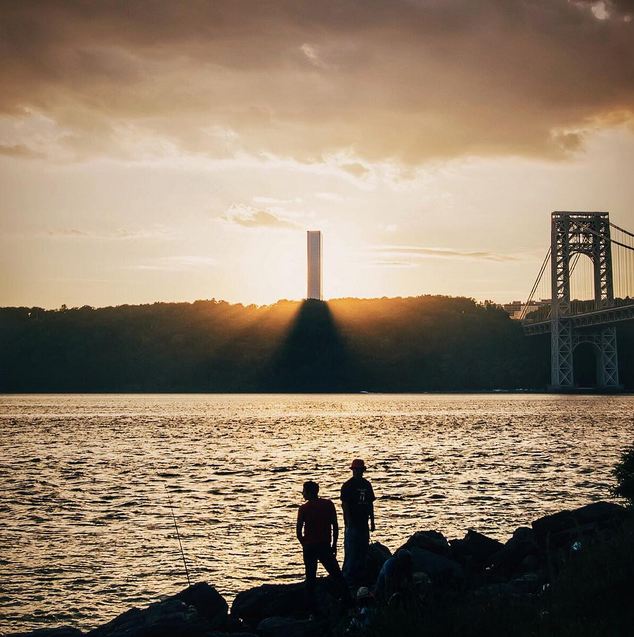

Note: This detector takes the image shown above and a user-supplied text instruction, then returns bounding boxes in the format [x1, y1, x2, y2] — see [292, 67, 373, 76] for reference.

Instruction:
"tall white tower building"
[307, 230, 322, 300]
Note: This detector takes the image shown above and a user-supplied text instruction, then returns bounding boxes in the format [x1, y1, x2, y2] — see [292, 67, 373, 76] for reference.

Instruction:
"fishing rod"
[165, 485, 192, 587]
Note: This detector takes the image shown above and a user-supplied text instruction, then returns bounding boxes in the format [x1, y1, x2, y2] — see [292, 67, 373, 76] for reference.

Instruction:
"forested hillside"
[1, 296, 633, 392]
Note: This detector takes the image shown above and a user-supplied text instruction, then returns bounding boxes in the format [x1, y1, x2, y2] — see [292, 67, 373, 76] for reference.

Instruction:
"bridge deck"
[523, 303, 634, 335]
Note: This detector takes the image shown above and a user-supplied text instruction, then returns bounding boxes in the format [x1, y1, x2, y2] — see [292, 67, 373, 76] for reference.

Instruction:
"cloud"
[1, 1, 633, 164]
[300, 43, 328, 69]
[340, 162, 369, 178]
[0, 143, 43, 158]
[46, 226, 173, 240]
[371, 245, 519, 262]
[367, 259, 418, 269]
[314, 192, 345, 202]
[574, 1, 634, 19]
[222, 204, 299, 229]
[131, 255, 217, 271]
[252, 196, 302, 205]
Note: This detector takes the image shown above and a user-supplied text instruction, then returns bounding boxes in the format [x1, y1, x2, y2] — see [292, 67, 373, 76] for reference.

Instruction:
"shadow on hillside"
[265, 299, 350, 392]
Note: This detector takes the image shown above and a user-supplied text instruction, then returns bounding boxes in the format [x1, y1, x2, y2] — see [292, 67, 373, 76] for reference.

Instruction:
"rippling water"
[1, 393, 633, 632]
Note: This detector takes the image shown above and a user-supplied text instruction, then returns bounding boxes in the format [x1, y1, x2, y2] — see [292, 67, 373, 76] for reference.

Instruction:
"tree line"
[1, 296, 633, 392]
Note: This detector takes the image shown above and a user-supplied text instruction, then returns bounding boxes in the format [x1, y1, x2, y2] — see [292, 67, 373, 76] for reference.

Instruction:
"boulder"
[406, 547, 463, 586]
[572, 501, 626, 526]
[231, 579, 345, 628]
[491, 526, 540, 576]
[531, 510, 577, 545]
[399, 530, 450, 557]
[474, 571, 542, 600]
[508, 572, 542, 595]
[532, 501, 626, 548]
[257, 617, 324, 637]
[450, 530, 504, 569]
[8, 629, 83, 637]
[364, 541, 392, 584]
[86, 598, 211, 637]
[221, 614, 250, 634]
[231, 583, 305, 626]
[86, 583, 228, 637]
[173, 582, 228, 629]
[472, 582, 515, 599]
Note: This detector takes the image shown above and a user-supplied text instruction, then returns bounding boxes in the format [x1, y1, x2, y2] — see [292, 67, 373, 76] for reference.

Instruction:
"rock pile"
[8, 501, 627, 637]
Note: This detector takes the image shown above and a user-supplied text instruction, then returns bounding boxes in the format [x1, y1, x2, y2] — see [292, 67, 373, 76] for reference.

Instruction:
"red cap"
[350, 459, 366, 470]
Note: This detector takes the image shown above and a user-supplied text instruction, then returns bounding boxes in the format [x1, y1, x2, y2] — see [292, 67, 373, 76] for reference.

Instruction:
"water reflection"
[0, 393, 633, 632]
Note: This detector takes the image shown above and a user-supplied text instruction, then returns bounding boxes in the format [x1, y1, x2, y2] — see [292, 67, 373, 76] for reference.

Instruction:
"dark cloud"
[1, 1, 633, 163]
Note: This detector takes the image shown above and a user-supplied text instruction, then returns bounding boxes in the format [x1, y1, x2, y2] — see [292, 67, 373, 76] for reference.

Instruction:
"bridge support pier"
[550, 318, 573, 388]
[549, 212, 621, 391]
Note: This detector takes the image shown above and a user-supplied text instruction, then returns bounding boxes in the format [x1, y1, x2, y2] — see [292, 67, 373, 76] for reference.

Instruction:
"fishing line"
[165, 485, 192, 587]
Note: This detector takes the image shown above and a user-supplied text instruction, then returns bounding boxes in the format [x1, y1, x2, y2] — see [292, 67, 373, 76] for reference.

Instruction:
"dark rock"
[231, 579, 345, 628]
[405, 547, 463, 586]
[209, 633, 257, 637]
[364, 541, 392, 583]
[8, 629, 83, 637]
[573, 501, 626, 526]
[531, 510, 577, 545]
[472, 582, 515, 599]
[473, 572, 541, 599]
[491, 526, 540, 576]
[450, 530, 504, 569]
[508, 572, 542, 595]
[174, 582, 228, 629]
[231, 582, 305, 626]
[399, 530, 451, 557]
[221, 613, 249, 633]
[86, 596, 213, 637]
[532, 501, 626, 548]
[257, 616, 324, 637]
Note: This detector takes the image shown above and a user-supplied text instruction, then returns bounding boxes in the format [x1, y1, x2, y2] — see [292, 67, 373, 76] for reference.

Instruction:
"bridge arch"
[572, 339, 600, 388]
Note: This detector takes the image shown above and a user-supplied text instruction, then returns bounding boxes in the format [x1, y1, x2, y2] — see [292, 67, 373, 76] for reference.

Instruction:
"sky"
[1, 0, 634, 308]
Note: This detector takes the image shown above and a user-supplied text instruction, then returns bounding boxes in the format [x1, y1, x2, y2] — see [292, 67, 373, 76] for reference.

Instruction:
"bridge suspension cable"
[610, 223, 634, 300]
[520, 218, 634, 322]
[519, 248, 550, 320]
[610, 222, 634, 239]
[579, 222, 634, 302]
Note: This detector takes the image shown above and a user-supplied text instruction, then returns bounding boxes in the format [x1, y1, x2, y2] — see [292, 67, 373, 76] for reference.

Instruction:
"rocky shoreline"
[7, 500, 630, 637]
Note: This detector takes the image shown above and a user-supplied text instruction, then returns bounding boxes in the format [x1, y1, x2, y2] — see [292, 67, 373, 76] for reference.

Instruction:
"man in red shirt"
[296, 480, 351, 611]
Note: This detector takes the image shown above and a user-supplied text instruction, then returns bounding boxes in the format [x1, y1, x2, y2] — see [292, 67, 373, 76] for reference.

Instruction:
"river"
[1, 393, 632, 632]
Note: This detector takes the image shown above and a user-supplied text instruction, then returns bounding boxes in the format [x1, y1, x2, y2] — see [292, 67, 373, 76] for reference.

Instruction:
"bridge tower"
[550, 211, 619, 390]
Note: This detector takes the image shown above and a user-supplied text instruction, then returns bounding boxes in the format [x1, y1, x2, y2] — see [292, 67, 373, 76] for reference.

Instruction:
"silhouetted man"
[340, 458, 376, 585]
[296, 480, 351, 613]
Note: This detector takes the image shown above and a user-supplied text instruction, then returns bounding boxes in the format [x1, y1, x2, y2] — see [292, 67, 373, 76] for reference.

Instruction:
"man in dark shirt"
[340, 458, 376, 586]
[296, 480, 350, 612]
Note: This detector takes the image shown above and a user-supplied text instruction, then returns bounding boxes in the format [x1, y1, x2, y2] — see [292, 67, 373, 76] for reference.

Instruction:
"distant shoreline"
[2, 390, 634, 396]
[3, 297, 633, 392]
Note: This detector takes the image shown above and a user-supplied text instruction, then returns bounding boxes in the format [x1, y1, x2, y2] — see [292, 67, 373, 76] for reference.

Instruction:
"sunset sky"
[1, 0, 633, 308]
